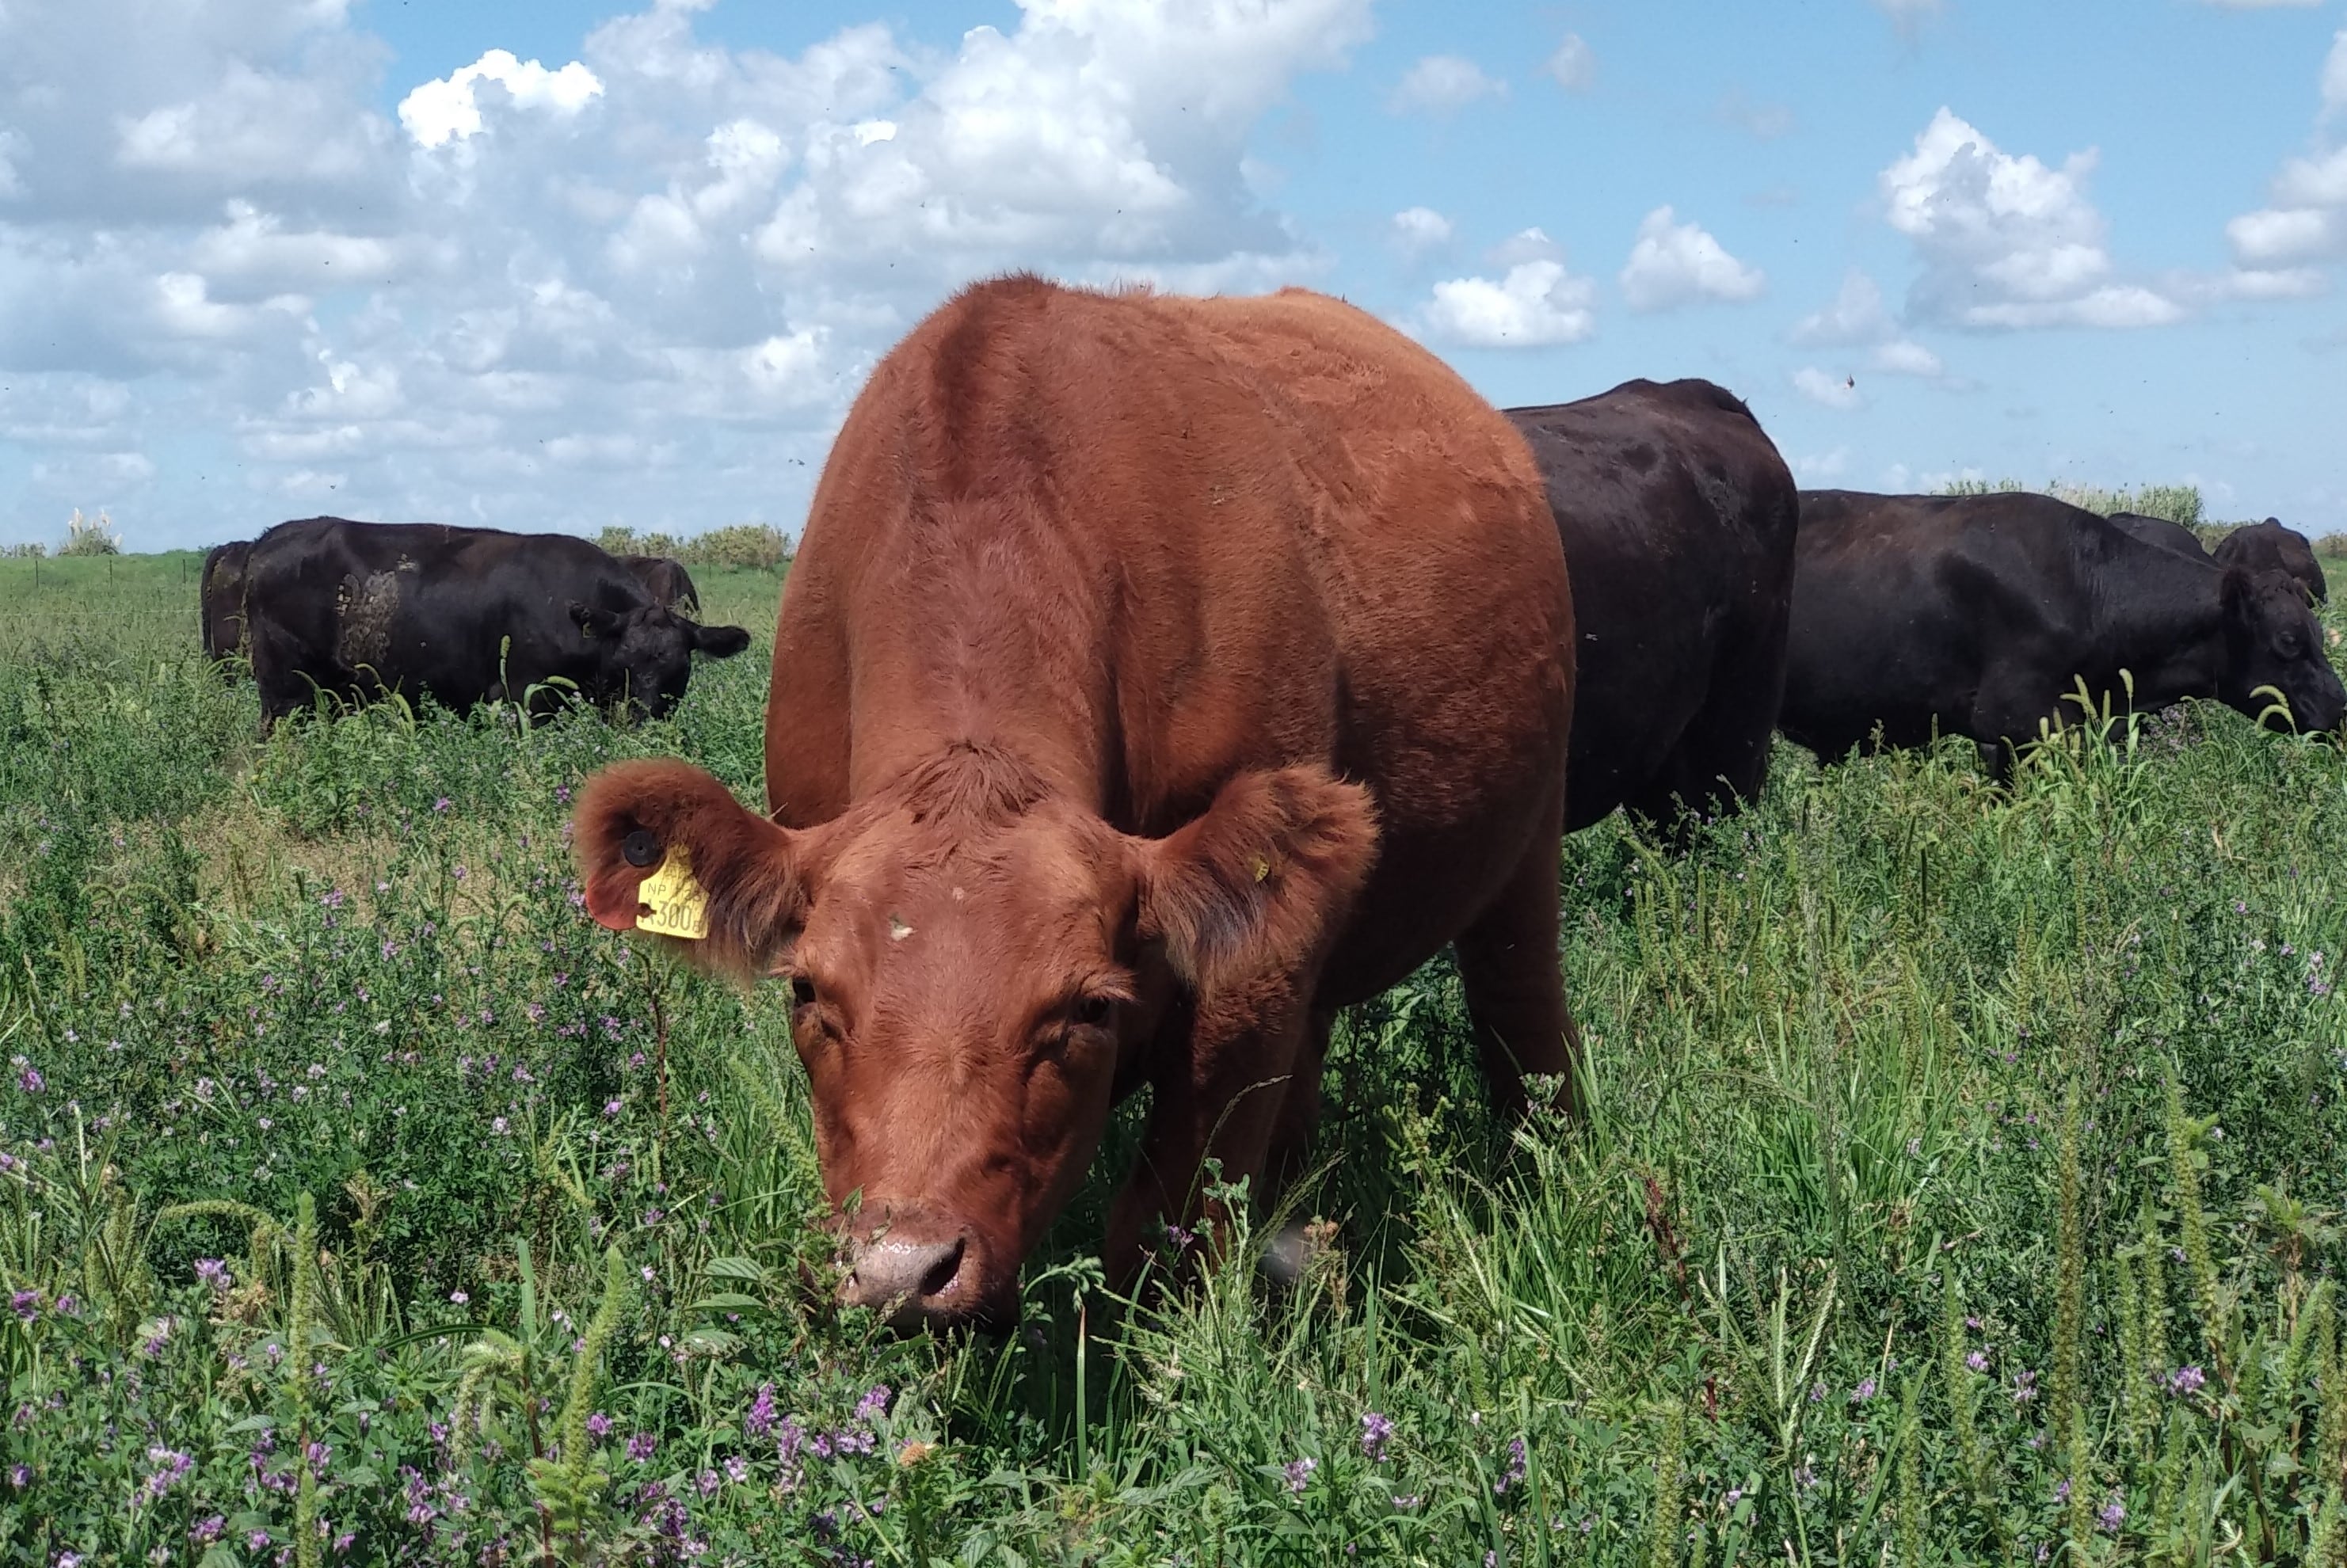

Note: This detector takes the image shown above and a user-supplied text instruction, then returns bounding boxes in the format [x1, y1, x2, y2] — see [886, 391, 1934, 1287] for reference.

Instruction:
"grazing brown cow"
[574, 276, 1576, 1332]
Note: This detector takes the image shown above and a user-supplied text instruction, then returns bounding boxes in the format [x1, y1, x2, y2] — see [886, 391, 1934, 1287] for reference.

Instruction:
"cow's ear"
[691, 622, 753, 659]
[573, 760, 817, 982]
[1133, 766, 1378, 999]
[2219, 567, 2252, 622]
[571, 601, 627, 640]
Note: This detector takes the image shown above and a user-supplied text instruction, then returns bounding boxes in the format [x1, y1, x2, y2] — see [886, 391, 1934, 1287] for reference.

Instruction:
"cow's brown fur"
[574, 276, 1576, 1330]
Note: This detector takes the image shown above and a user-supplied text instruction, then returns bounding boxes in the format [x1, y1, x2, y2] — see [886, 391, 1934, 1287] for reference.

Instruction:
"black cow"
[621, 554, 700, 613]
[2107, 511, 2209, 561]
[1504, 379, 1800, 834]
[1783, 490, 2345, 777]
[241, 517, 751, 729]
[2215, 518, 2326, 604]
[198, 539, 253, 677]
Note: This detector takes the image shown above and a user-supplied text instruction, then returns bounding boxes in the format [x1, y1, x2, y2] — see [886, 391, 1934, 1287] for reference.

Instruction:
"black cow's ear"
[692, 623, 752, 659]
[571, 601, 627, 640]
[2219, 568, 2250, 621]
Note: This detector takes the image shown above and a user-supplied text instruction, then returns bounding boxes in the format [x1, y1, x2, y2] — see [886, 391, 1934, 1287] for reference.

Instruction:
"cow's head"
[2219, 567, 2346, 734]
[573, 752, 1377, 1332]
[569, 603, 752, 718]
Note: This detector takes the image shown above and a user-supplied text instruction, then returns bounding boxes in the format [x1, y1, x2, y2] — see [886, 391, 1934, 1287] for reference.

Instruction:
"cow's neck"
[2094, 548, 2224, 710]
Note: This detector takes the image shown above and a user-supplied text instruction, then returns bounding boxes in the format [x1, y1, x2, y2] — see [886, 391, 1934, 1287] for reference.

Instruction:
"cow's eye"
[790, 975, 817, 1010]
[1072, 994, 1115, 1029]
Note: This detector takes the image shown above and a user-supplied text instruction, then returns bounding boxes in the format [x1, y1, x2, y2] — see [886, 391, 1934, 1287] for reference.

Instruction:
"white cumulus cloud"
[1788, 268, 1952, 381]
[0, 0, 1376, 546]
[1389, 206, 1454, 257]
[1792, 366, 1861, 409]
[1618, 206, 1765, 312]
[2226, 31, 2347, 278]
[398, 50, 607, 150]
[1878, 107, 2182, 330]
[1389, 55, 1505, 116]
[1543, 35, 1595, 93]
[1412, 229, 1595, 347]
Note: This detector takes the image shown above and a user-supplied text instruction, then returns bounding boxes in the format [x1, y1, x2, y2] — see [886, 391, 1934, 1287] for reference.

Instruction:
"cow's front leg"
[1105, 972, 1313, 1296]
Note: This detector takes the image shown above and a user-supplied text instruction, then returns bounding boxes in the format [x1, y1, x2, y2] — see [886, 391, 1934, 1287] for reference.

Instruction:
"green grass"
[2, 559, 2347, 1566]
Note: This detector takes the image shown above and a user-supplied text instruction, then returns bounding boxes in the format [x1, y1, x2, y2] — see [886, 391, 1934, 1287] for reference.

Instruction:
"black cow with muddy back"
[239, 517, 751, 730]
[1505, 378, 1800, 839]
[1781, 489, 2345, 778]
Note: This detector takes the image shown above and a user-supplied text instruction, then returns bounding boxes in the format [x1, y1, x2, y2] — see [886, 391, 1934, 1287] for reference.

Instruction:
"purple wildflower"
[2099, 1497, 2125, 1531]
[627, 1433, 657, 1463]
[190, 1517, 225, 1544]
[1360, 1410, 1394, 1462]
[855, 1384, 893, 1423]
[2168, 1365, 2205, 1396]
[10, 1290, 37, 1323]
[1494, 1436, 1529, 1495]
[8, 1463, 28, 1488]
[17, 1068, 42, 1094]
[588, 1411, 612, 1440]
[745, 1383, 777, 1441]
[1966, 1350, 1989, 1372]
[195, 1258, 231, 1292]
[1850, 1378, 1877, 1402]
[1283, 1456, 1316, 1493]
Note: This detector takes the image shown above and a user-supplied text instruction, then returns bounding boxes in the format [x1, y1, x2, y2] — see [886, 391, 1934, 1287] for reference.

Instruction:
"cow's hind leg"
[1454, 812, 1582, 1122]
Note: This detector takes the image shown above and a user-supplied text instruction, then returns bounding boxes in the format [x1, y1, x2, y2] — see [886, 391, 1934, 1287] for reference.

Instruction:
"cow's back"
[765, 278, 1573, 1007]
[1507, 379, 1799, 830]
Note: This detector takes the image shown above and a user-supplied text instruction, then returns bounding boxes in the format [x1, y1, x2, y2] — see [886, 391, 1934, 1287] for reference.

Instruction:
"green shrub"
[595, 523, 791, 572]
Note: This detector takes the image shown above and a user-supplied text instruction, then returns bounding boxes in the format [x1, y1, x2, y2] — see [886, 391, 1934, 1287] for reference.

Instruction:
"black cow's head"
[2219, 568, 2346, 735]
[570, 602, 752, 719]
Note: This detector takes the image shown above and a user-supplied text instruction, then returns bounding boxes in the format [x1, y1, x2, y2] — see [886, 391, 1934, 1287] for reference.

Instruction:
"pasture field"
[2, 557, 2346, 1568]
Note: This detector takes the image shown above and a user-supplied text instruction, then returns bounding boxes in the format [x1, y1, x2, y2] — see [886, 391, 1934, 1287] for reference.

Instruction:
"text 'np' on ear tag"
[636, 847, 709, 940]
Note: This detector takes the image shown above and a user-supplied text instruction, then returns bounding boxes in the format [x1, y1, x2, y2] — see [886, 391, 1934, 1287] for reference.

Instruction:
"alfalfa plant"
[449, 1236, 638, 1563]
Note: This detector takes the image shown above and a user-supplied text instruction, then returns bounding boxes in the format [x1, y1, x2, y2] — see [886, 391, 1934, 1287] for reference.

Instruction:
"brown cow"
[573, 276, 1576, 1332]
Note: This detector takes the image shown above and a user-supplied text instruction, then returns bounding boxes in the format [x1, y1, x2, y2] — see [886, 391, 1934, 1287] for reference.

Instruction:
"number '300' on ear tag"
[636, 849, 709, 940]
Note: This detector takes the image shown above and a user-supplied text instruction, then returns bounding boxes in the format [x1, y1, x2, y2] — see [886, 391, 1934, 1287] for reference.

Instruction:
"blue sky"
[2, 0, 2343, 551]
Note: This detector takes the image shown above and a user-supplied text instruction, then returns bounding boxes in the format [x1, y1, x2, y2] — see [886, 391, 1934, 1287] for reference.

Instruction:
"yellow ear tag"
[636, 848, 709, 940]
[1252, 854, 1271, 883]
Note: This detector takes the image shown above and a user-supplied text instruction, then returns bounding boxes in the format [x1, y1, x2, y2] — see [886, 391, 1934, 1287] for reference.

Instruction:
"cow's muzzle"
[840, 1224, 1008, 1335]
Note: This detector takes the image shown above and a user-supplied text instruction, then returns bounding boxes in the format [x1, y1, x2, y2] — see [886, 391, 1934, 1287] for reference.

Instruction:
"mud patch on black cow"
[335, 568, 406, 676]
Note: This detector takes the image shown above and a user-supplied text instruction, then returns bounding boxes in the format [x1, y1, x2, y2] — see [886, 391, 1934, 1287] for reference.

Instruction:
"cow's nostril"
[918, 1237, 966, 1301]
[843, 1233, 973, 1330]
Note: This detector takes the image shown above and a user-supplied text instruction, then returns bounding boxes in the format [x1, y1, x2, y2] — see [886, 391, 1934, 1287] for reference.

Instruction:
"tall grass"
[0, 564, 2341, 1562]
